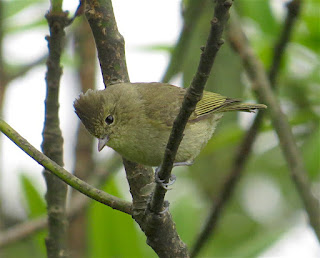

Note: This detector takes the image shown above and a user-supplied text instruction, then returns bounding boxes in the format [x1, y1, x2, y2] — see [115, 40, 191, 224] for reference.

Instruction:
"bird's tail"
[216, 100, 267, 113]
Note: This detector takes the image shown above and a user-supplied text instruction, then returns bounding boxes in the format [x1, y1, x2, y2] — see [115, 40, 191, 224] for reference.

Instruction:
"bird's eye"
[105, 115, 114, 125]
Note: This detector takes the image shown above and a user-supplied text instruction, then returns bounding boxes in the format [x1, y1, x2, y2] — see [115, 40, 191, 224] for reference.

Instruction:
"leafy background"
[0, 0, 319, 257]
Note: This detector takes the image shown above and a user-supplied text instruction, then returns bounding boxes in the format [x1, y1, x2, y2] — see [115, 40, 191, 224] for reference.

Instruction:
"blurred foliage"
[0, 0, 319, 257]
[20, 174, 47, 257]
[87, 177, 153, 258]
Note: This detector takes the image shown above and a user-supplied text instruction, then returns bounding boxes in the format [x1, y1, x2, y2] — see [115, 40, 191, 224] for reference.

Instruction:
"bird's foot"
[158, 200, 170, 214]
[155, 167, 176, 190]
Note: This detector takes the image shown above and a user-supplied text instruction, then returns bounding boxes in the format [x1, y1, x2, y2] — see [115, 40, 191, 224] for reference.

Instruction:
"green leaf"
[302, 127, 320, 178]
[295, 0, 320, 52]
[3, 0, 45, 20]
[20, 174, 46, 218]
[236, 0, 278, 35]
[19, 174, 47, 257]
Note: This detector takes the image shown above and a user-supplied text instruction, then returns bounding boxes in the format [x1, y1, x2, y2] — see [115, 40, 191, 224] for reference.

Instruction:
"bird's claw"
[158, 200, 170, 215]
[155, 168, 176, 190]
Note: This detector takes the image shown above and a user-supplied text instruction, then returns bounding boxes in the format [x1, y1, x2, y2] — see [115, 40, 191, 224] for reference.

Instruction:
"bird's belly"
[109, 129, 167, 166]
[110, 114, 222, 166]
[176, 115, 221, 163]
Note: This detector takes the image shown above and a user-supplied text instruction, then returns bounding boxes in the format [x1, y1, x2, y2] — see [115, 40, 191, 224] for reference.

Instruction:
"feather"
[194, 91, 266, 118]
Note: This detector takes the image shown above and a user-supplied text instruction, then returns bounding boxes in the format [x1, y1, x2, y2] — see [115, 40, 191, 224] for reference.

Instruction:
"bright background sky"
[1, 0, 319, 257]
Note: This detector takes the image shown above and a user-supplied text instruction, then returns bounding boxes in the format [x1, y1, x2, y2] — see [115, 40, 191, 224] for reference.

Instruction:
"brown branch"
[42, 9, 70, 257]
[228, 5, 320, 241]
[150, 0, 233, 214]
[190, 1, 303, 256]
[85, 0, 129, 86]
[123, 159, 189, 258]
[84, 0, 189, 256]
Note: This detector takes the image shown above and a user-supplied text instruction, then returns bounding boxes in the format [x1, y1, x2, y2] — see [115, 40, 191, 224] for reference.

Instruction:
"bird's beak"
[98, 136, 109, 152]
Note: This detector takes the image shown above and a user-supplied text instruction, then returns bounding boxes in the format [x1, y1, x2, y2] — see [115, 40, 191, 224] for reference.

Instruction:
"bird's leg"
[155, 166, 176, 190]
[155, 160, 193, 190]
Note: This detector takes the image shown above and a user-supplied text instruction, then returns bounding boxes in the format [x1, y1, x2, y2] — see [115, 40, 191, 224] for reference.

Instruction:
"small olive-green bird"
[74, 82, 266, 166]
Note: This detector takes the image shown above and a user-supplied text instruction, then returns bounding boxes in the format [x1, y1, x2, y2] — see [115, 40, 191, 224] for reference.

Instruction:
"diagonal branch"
[227, 7, 320, 241]
[190, 1, 303, 256]
[0, 118, 132, 215]
[150, 0, 234, 214]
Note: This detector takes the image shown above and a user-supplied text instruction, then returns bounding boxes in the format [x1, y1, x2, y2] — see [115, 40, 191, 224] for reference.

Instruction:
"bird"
[74, 82, 266, 167]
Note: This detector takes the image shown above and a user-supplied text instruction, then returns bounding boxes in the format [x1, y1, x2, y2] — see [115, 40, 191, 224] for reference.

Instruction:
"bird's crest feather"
[73, 89, 106, 138]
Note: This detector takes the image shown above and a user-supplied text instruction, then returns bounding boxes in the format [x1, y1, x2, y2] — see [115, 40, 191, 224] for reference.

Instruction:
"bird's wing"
[135, 82, 185, 127]
[193, 91, 239, 118]
[193, 91, 266, 119]
[136, 83, 235, 126]
[136, 83, 264, 126]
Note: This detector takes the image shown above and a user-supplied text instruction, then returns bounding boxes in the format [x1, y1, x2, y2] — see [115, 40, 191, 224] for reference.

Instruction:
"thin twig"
[228, 7, 320, 241]
[0, 119, 132, 215]
[150, 0, 234, 214]
[190, 1, 303, 256]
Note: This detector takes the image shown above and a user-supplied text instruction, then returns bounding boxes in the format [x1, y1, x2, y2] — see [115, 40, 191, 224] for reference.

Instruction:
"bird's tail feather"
[216, 102, 267, 113]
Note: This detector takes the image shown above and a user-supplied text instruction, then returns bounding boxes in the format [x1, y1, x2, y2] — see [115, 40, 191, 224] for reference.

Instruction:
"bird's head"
[74, 89, 118, 151]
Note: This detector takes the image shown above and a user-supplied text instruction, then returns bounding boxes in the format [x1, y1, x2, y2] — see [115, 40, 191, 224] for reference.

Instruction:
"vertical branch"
[84, 0, 155, 210]
[85, 0, 129, 86]
[42, 4, 69, 257]
[190, 1, 304, 256]
[84, 0, 189, 256]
